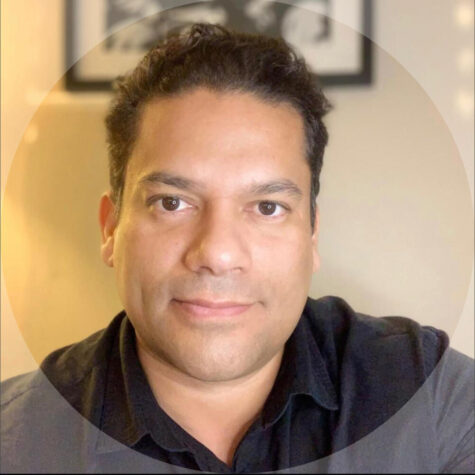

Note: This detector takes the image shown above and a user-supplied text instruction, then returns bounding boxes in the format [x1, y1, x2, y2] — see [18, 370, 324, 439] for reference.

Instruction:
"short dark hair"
[105, 23, 331, 230]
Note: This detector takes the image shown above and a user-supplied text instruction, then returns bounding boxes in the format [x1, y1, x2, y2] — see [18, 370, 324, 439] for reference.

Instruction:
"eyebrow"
[138, 171, 303, 199]
[246, 179, 303, 199]
[138, 172, 204, 192]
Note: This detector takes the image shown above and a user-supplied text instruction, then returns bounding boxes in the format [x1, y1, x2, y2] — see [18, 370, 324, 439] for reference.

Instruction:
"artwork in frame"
[65, 0, 372, 91]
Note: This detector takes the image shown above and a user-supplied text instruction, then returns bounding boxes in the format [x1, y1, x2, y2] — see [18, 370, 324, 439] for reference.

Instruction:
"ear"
[311, 203, 320, 273]
[99, 192, 118, 267]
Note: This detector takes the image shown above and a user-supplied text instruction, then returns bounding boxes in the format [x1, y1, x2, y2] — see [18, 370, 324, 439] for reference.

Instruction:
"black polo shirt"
[1, 296, 474, 473]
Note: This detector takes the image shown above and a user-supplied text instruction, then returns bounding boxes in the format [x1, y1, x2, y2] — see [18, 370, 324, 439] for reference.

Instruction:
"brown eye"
[161, 197, 181, 211]
[258, 201, 277, 215]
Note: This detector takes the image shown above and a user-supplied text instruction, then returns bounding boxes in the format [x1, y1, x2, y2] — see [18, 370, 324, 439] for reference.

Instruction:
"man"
[1, 23, 473, 473]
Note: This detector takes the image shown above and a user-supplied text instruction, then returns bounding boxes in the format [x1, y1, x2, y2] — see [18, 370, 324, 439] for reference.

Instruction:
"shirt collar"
[95, 316, 189, 454]
[260, 300, 339, 428]
[95, 300, 339, 453]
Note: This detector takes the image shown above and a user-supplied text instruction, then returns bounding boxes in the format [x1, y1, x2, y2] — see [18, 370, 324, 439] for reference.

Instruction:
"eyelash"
[146, 195, 290, 218]
[146, 195, 193, 212]
[254, 201, 289, 218]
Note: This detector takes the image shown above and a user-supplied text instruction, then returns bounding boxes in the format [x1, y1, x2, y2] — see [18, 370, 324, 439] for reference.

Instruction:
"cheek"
[256, 223, 313, 264]
[253, 228, 314, 295]
[113, 219, 186, 296]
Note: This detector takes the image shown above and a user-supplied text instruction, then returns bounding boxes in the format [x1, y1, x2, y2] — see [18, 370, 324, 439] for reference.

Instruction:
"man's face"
[100, 88, 320, 382]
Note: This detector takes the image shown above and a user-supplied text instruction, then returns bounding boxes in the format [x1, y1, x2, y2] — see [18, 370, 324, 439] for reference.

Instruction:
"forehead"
[126, 88, 309, 194]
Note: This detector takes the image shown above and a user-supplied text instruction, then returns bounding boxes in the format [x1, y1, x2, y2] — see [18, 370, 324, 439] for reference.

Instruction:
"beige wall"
[2, 0, 473, 381]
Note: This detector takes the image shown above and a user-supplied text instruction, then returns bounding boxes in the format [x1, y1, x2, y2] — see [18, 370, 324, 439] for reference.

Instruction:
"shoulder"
[39, 311, 126, 389]
[0, 312, 127, 472]
[1, 368, 79, 471]
[1, 370, 51, 444]
[304, 295, 449, 379]
[0, 320, 107, 416]
[305, 295, 448, 341]
[1, 369, 63, 432]
[1, 367, 99, 472]
[1, 313, 126, 427]
[305, 296, 474, 471]
[0, 317, 114, 414]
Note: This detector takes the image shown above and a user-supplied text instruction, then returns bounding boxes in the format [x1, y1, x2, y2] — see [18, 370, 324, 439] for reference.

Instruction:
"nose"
[183, 202, 251, 276]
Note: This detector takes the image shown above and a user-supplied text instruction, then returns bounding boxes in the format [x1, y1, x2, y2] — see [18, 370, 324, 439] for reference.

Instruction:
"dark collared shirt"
[1, 297, 474, 473]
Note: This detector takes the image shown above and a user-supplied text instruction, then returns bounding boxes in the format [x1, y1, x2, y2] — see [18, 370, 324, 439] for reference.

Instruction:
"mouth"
[172, 298, 254, 318]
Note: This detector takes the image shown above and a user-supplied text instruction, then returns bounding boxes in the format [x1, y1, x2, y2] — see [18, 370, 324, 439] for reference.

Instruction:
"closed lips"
[174, 299, 252, 308]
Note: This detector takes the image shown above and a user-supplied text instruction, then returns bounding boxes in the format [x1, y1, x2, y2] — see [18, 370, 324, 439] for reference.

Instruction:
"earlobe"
[99, 192, 118, 267]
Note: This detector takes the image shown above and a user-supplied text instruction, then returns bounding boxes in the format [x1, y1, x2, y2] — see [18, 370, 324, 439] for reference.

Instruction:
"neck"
[136, 342, 284, 467]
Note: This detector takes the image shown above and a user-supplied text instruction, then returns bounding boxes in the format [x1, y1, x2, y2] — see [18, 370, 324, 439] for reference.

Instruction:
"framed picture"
[65, 0, 372, 91]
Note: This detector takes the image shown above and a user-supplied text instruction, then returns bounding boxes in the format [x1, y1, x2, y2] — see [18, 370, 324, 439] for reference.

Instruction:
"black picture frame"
[65, 0, 373, 91]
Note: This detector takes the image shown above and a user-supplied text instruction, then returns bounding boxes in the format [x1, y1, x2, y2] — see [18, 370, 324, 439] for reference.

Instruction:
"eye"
[151, 196, 192, 212]
[256, 201, 287, 217]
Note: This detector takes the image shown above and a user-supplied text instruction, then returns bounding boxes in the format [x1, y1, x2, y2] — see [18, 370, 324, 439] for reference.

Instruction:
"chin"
[176, 339, 278, 383]
[185, 358, 249, 383]
[186, 367, 244, 383]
